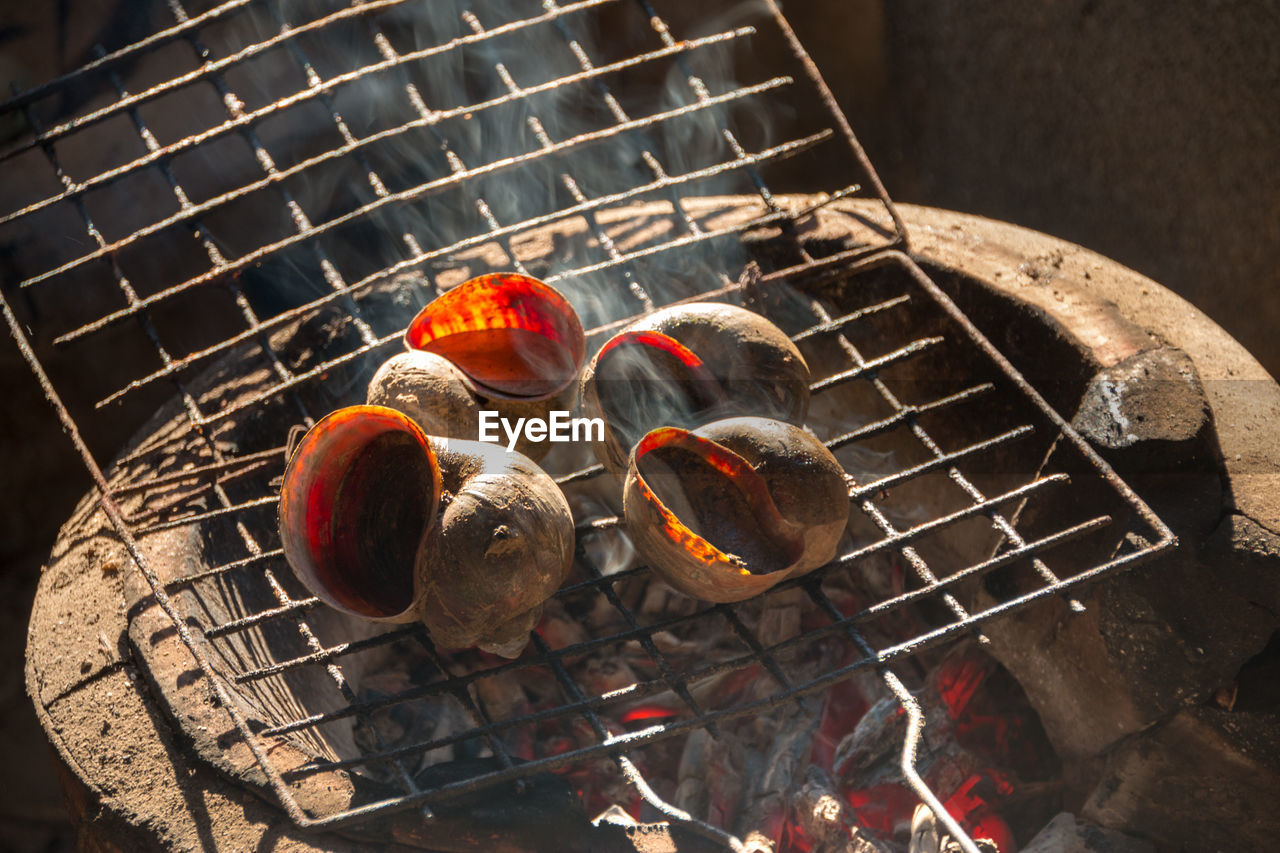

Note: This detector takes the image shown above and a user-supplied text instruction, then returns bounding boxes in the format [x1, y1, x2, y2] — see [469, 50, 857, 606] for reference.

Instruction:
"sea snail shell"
[622, 417, 848, 603]
[581, 303, 810, 476]
[279, 405, 573, 657]
[368, 273, 586, 460]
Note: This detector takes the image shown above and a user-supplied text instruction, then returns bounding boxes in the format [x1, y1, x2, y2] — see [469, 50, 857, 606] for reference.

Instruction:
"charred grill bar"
[2, 2, 1177, 851]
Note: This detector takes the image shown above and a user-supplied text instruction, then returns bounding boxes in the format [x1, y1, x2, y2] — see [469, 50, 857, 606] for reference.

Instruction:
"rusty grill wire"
[0, 1, 1174, 850]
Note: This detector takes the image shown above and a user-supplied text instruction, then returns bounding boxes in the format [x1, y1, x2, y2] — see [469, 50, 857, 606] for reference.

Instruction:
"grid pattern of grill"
[0, 2, 1173, 850]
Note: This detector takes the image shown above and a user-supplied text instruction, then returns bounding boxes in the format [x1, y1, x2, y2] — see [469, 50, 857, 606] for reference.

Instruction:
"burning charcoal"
[536, 597, 590, 649]
[368, 273, 586, 460]
[635, 577, 703, 619]
[669, 666, 859, 849]
[909, 806, 942, 853]
[909, 805, 1000, 853]
[575, 654, 641, 697]
[675, 726, 747, 829]
[639, 629, 706, 659]
[623, 417, 849, 602]
[471, 669, 534, 726]
[793, 767, 893, 853]
[279, 405, 573, 657]
[675, 728, 715, 819]
[591, 805, 738, 853]
[755, 586, 809, 645]
[835, 646, 1058, 849]
[736, 703, 825, 844]
[581, 303, 811, 476]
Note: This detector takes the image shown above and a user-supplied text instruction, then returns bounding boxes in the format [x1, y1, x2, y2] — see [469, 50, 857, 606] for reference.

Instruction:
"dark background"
[1, 1, 1277, 848]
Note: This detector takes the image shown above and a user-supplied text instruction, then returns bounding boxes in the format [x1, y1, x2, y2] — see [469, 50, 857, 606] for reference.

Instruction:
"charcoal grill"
[3, 2, 1176, 851]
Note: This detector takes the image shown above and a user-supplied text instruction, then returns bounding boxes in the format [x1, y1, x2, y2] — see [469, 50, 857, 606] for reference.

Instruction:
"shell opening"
[404, 273, 585, 400]
[633, 427, 804, 576]
[280, 406, 440, 620]
[594, 331, 728, 452]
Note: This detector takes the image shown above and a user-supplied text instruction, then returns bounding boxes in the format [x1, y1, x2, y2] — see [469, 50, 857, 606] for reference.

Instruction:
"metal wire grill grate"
[1, 1, 1173, 850]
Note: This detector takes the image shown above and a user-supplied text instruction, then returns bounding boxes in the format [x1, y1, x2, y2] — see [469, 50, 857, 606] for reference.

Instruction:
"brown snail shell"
[279, 405, 440, 622]
[367, 351, 480, 441]
[622, 417, 848, 603]
[366, 351, 555, 459]
[279, 405, 574, 656]
[368, 273, 586, 459]
[581, 303, 809, 476]
[418, 438, 574, 657]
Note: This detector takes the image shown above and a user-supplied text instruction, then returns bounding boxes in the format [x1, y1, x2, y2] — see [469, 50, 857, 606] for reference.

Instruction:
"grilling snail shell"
[279, 405, 573, 657]
[581, 303, 810, 476]
[367, 350, 553, 457]
[368, 273, 586, 460]
[623, 416, 848, 602]
[367, 350, 479, 441]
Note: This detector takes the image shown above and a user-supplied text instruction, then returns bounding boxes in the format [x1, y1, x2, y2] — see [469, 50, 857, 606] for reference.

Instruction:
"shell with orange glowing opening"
[279, 405, 573, 657]
[368, 273, 585, 459]
[622, 417, 848, 602]
[580, 303, 810, 476]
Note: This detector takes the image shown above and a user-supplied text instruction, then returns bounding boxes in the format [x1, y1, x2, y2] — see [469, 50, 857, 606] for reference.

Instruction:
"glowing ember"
[620, 705, 680, 726]
[817, 646, 1058, 850]
[943, 773, 1016, 852]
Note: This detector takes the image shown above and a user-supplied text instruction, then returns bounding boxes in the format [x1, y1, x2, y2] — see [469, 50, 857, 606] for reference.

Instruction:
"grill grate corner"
[0, 2, 1174, 851]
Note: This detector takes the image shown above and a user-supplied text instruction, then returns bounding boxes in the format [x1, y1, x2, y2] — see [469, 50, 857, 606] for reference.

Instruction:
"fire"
[943, 773, 1016, 853]
[620, 705, 680, 726]
[631, 426, 805, 575]
[817, 648, 1049, 851]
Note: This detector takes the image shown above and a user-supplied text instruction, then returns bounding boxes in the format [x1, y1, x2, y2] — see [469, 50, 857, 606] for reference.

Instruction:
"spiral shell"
[582, 303, 809, 476]
[279, 405, 574, 656]
[623, 417, 848, 602]
[368, 273, 586, 459]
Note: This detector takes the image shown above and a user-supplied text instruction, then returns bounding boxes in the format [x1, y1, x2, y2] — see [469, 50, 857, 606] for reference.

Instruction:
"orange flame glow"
[404, 273, 585, 399]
